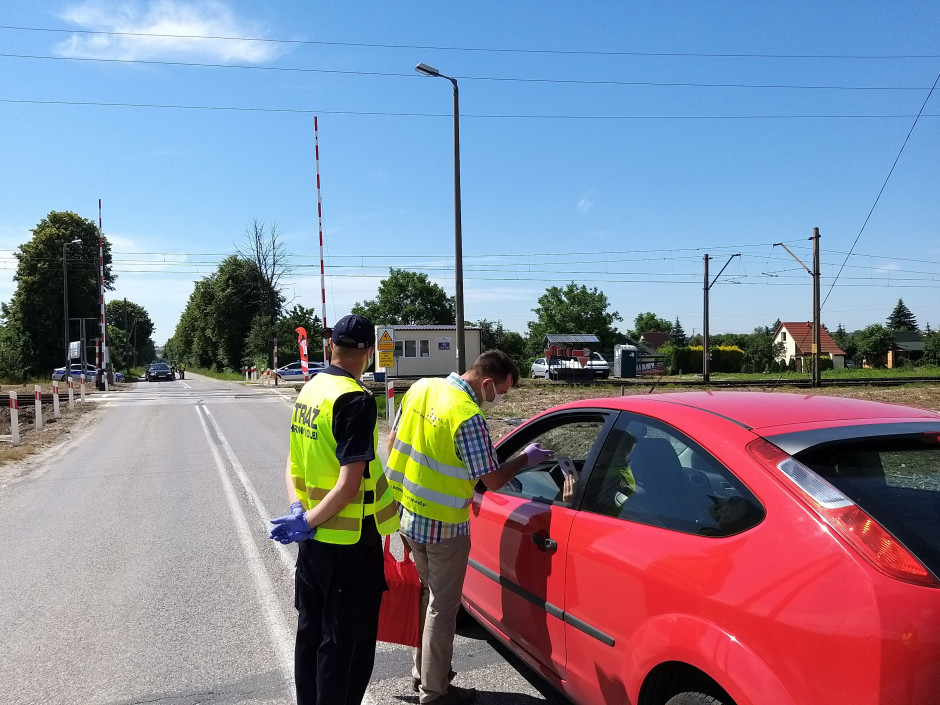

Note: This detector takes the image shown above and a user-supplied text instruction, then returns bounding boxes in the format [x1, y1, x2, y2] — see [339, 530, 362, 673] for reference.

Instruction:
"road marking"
[200, 406, 295, 574]
[179, 381, 192, 389]
[195, 405, 295, 692]
[198, 404, 379, 705]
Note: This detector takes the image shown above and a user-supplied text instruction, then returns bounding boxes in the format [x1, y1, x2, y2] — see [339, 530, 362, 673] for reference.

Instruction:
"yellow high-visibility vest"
[290, 372, 399, 544]
[386, 377, 482, 524]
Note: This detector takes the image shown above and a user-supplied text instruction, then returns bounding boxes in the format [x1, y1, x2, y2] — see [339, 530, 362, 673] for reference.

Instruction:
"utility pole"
[702, 253, 741, 383]
[774, 228, 822, 388]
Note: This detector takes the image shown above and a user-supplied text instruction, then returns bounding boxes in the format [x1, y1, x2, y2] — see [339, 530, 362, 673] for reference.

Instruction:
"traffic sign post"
[377, 328, 395, 376]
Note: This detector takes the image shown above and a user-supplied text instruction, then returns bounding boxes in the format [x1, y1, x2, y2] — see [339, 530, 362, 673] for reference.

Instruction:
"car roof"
[551, 391, 940, 435]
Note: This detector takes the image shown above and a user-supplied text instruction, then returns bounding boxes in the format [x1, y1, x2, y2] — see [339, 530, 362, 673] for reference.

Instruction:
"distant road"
[0, 373, 567, 705]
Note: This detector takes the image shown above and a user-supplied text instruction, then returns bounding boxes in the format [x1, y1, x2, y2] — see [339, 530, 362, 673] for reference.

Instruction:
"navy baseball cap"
[330, 314, 375, 349]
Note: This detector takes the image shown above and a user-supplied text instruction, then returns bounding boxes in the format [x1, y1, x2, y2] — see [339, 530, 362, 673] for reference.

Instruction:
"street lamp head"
[415, 62, 440, 77]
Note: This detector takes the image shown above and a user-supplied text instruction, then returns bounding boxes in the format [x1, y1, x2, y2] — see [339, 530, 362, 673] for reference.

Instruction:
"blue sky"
[2, 1, 938, 346]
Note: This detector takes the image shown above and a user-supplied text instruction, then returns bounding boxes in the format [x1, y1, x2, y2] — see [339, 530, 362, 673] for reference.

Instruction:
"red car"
[462, 391, 940, 705]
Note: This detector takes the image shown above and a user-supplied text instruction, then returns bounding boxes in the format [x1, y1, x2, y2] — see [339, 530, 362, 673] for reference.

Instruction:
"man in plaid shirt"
[385, 350, 553, 705]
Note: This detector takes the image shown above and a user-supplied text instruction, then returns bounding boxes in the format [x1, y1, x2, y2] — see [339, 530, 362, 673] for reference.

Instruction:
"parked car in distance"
[462, 391, 940, 705]
[145, 362, 175, 382]
[276, 360, 324, 380]
[530, 353, 610, 380]
[51, 363, 98, 383]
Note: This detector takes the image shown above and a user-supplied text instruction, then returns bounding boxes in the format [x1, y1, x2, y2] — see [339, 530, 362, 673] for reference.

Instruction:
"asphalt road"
[0, 374, 569, 705]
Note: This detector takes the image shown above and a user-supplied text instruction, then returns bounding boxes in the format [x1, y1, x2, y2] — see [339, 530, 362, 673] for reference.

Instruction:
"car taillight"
[747, 438, 938, 588]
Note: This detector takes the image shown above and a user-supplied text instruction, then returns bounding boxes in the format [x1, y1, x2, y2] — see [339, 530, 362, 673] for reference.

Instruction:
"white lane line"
[200, 406, 295, 574]
[194, 405, 295, 691]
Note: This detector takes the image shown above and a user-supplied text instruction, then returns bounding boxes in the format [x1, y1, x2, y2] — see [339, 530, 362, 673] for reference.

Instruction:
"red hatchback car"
[462, 391, 940, 705]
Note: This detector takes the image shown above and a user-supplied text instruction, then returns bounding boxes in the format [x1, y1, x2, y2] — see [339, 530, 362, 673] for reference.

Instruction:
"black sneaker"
[412, 669, 457, 692]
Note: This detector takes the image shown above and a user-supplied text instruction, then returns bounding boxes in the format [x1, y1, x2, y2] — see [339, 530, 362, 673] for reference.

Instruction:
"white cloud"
[576, 197, 594, 214]
[56, 0, 283, 63]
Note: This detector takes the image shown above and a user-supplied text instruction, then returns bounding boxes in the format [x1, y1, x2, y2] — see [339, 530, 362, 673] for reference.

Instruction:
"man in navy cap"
[269, 314, 400, 705]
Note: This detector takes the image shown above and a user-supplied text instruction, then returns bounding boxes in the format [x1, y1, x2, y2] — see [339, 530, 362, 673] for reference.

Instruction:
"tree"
[475, 319, 527, 369]
[236, 218, 289, 325]
[1, 211, 114, 375]
[630, 312, 672, 339]
[924, 329, 940, 366]
[106, 299, 156, 369]
[855, 323, 895, 368]
[352, 269, 454, 325]
[670, 317, 688, 346]
[831, 323, 858, 364]
[169, 256, 270, 371]
[526, 282, 622, 356]
[886, 299, 918, 332]
[243, 304, 323, 369]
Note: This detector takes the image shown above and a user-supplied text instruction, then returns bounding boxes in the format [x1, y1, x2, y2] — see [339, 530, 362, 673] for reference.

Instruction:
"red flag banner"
[295, 327, 309, 377]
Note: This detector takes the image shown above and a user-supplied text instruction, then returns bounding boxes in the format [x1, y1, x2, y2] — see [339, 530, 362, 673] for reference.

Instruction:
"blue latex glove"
[269, 508, 315, 544]
[290, 501, 305, 517]
[524, 442, 554, 466]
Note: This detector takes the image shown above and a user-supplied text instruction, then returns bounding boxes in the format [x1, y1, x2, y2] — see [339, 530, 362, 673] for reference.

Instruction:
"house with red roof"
[773, 322, 847, 371]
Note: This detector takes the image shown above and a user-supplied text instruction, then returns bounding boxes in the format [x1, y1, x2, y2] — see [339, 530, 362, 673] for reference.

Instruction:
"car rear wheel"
[665, 692, 726, 705]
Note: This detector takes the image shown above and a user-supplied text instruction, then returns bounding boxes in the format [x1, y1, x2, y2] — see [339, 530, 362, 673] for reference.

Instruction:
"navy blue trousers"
[294, 525, 386, 705]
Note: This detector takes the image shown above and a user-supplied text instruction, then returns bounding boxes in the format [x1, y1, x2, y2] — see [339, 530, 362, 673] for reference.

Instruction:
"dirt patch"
[0, 383, 108, 488]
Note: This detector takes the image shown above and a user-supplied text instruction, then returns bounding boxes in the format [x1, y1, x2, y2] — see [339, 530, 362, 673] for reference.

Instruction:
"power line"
[1, 52, 931, 91]
[3, 97, 937, 121]
[2, 24, 938, 59]
[822, 71, 940, 309]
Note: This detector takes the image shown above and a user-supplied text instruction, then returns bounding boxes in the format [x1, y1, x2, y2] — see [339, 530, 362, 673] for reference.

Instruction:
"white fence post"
[67, 376, 75, 410]
[52, 380, 61, 418]
[33, 385, 42, 431]
[386, 379, 395, 423]
[9, 391, 20, 446]
[80, 377, 86, 403]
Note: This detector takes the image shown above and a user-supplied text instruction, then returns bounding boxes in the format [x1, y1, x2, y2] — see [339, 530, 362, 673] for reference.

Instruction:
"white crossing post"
[52, 380, 61, 418]
[67, 375, 75, 410]
[33, 385, 43, 431]
[386, 379, 395, 423]
[80, 377, 86, 403]
[9, 391, 20, 446]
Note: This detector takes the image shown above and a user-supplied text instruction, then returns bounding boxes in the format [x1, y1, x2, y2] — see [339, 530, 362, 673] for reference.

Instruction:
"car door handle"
[531, 533, 558, 551]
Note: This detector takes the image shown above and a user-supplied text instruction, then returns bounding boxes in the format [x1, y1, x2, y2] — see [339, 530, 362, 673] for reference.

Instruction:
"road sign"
[377, 328, 395, 351]
[379, 350, 394, 367]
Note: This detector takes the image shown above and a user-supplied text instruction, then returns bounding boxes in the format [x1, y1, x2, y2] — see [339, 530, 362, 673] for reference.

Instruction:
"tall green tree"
[831, 323, 858, 364]
[106, 299, 156, 369]
[475, 319, 527, 369]
[526, 282, 622, 356]
[855, 323, 895, 368]
[670, 317, 688, 346]
[352, 268, 454, 325]
[1, 211, 114, 375]
[886, 299, 918, 331]
[630, 312, 672, 339]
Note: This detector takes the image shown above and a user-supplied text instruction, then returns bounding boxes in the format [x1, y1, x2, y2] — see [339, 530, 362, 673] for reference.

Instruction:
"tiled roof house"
[773, 322, 847, 371]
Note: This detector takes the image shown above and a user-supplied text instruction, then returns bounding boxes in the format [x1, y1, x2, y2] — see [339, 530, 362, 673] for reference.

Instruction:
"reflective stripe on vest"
[290, 372, 399, 544]
[385, 377, 481, 524]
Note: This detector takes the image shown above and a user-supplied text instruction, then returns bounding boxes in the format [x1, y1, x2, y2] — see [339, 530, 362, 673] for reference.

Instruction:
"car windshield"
[797, 434, 940, 576]
[151, 364, 170, 371]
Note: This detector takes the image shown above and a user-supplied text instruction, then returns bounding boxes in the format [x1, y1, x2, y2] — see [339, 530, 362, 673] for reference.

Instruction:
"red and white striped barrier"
[52, 380, 61, 418]
[9, 391, 19, 446]
[34, 385, 43, 431]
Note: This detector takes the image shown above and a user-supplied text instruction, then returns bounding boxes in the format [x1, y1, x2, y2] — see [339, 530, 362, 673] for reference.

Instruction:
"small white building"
[375, 325, 482, 378]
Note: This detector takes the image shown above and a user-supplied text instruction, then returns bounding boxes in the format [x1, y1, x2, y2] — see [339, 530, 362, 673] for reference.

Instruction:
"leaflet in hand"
[557, 456, 577, 478]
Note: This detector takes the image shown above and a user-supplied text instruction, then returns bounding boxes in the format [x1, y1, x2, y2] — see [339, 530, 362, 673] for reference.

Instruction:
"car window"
[494, 415, 609, 504]
[582, 412, 764, 536]
[797, 436, 940, 576]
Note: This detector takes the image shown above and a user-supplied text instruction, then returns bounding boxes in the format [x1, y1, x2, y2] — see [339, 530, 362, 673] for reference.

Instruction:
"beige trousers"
[404, 534, 472, 703]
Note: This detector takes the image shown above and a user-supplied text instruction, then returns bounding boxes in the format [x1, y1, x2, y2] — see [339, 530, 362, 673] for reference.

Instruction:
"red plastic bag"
[377, 535, 422, 647]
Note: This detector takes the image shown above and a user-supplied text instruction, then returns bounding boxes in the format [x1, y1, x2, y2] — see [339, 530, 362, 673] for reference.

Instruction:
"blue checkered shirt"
[394, 373, 499, 544]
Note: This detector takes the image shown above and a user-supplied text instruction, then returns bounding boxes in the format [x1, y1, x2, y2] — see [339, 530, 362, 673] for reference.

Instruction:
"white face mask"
[480, 379, 504, 411]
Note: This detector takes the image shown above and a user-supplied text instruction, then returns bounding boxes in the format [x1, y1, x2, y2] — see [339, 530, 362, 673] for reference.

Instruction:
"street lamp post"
[62, 239, 82, 374]
[415, 62, 466, 374]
